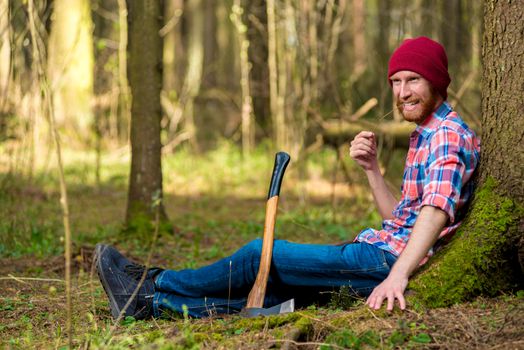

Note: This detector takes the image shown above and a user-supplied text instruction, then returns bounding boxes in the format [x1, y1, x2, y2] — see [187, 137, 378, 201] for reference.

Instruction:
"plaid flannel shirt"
[356, 102, 480, 262]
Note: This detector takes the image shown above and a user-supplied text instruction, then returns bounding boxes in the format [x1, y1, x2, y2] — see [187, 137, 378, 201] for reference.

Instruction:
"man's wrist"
[389, 263, 412, 280]
[364, 165, 381, 178]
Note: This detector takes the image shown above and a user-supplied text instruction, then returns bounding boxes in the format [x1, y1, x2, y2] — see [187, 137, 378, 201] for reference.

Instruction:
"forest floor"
[1, 144, 523, 349]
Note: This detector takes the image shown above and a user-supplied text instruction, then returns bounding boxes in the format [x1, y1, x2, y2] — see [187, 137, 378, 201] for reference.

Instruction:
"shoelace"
[124, 263, 163, 281]
[124, 263, 149, 280]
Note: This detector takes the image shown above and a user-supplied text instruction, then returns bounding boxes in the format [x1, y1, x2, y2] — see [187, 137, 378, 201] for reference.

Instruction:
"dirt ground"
[1, 247, 523, 349]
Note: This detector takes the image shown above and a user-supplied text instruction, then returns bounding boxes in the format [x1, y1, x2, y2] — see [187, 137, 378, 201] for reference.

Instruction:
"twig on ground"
[0, 275, 64, 284]
[295, 311, 339, 331]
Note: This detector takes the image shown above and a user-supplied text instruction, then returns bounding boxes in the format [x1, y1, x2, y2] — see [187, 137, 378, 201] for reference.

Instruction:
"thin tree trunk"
[231, 0, 255, 156]
[0, 0, 10, 113]
[375, 0, 392, 117]
[351, 0, 366, 81]
[92, 0, 118, 186]
[440, 0, 462, 79]
[126, 0, 168, 227]
[203, 0, 217, 87]
[162, 0, 183, 97]
[306, 0, 318, 102]
[275, 1, 288, 151]
[246, 0, 270, 134]
[117, 0, 131, 143]
[181, 0, 203, 152]
[266, 0, 283, 149]
[47, 0, 94, 139]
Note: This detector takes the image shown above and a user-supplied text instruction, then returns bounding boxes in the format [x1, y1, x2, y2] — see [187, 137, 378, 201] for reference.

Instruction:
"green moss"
[294, 316, 313, 334]
[191, 332, 209, 343]
[231, 312, 301, 331]
[122, 209, 173, 239]
[211, 333, 224, 341]
[409, 177, 523, 308]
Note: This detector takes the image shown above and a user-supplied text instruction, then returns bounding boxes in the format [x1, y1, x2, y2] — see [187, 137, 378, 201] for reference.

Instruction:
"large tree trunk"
[126, 0, 168, 230]
[409, 0, 523, 307]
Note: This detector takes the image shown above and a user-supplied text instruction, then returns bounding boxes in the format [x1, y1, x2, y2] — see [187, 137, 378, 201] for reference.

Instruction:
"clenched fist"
[349, 131, 379, 171]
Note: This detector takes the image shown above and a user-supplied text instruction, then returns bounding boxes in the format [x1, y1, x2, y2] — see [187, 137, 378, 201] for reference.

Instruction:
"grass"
[1, 141, 523, 349]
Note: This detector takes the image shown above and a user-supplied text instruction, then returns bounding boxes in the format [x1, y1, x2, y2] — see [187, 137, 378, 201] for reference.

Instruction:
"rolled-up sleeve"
[421, 127, 466, 223]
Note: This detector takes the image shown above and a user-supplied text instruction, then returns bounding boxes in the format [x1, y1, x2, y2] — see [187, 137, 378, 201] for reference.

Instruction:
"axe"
[242, 152, 294, 317]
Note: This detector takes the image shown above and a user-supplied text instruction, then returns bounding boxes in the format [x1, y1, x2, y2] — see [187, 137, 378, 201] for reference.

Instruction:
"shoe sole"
[95, 244, 122, 319]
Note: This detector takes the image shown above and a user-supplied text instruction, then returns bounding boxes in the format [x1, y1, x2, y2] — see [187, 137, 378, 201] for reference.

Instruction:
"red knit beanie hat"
[387, 36, 451, 100]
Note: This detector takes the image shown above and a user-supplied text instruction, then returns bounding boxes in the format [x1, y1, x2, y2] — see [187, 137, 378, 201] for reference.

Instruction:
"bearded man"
[95, 37, 480, 319]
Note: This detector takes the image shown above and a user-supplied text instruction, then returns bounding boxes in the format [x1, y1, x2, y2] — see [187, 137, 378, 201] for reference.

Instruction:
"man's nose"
[399, 82, 411, 100]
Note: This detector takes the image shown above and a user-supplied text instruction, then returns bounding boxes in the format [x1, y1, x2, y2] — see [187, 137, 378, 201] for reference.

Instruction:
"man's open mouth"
[402, 101, 419, 111]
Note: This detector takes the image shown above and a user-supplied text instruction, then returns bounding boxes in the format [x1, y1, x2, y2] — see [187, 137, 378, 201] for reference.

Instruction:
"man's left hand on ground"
[366, 273, 408, 311]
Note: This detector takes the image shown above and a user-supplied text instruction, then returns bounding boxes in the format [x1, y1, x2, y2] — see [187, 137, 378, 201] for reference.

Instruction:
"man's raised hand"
[349, 131, 379, 171]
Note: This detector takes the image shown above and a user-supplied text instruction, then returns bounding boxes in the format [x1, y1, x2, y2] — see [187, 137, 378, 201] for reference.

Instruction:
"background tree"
[125, 0, 168, 229]
[410, 0, 523, 307]
[92, 0, 119, 185]
[47, 0, 94, 141]
[245, 0, 270, 135]
[0, 0, 10, 114]
[179, 0, 204, 152]
[231, 0, 255, 156]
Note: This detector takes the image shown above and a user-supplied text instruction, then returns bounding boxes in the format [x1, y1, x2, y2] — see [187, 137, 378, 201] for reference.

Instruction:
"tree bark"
[231, 0, 255, 155]
[245, 0, 271, 134]
[203, 0, 217, 87]
[92, 0, 118, 185]
[266, 0, 284, 149]
[162, 0, 183, 97]
[478, 0, 523, 200]
[47, 0, 94, 139]
[126, 0, 168, 229]
[0, 0, 10, 113]
[351, 0, 366, 80]
[409, 0, 523, 307]
[181, 0, 203, 152]
[374, 0, 392, 117]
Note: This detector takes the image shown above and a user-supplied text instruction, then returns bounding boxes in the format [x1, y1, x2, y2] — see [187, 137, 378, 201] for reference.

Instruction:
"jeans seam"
[173, 259, 259, 291]
[156, 294, 247, 310]
[339, 266, 390, 273]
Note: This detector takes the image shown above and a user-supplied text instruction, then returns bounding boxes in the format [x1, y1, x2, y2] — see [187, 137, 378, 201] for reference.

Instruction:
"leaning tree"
[410, 0, 523, 307]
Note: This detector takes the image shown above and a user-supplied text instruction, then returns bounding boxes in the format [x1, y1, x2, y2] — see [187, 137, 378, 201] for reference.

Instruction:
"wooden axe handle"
[246, 152, 290, 308]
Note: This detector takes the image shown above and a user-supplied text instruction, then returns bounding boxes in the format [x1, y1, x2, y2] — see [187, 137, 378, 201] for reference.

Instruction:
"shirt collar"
[414, 102, 452, 138]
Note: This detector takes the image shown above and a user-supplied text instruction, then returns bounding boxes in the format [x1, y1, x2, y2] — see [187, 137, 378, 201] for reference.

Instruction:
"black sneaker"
[95, 244, 161, 320]
[123, 262, 164, 282]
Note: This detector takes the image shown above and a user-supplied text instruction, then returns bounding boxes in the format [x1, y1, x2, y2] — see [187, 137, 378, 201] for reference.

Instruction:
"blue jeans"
[153, 239, 397, 318]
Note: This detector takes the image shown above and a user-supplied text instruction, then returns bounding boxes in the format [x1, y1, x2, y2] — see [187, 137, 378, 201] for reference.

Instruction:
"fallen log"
[322, 119, 415, 150]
